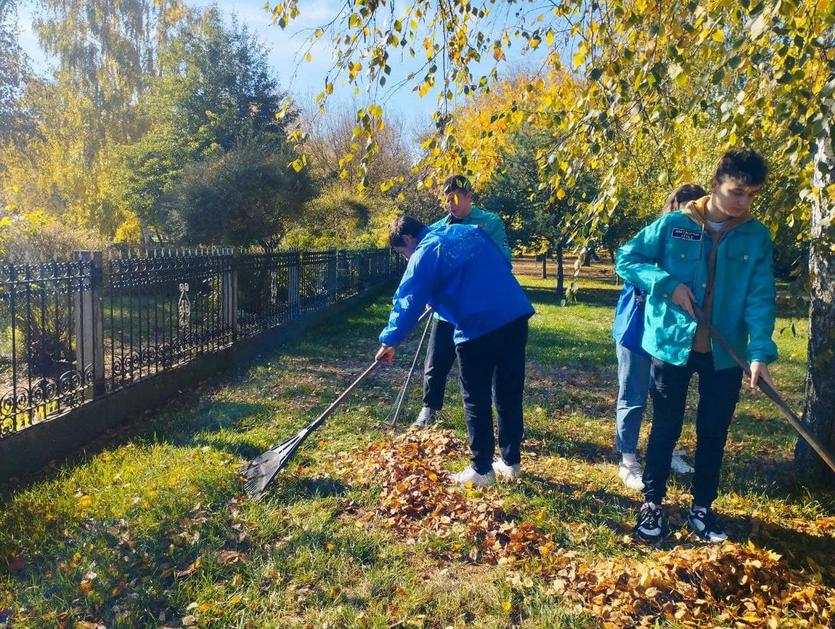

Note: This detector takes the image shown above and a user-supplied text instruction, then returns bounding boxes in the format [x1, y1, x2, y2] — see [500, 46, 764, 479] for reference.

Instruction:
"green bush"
[283, 184, 396, 250]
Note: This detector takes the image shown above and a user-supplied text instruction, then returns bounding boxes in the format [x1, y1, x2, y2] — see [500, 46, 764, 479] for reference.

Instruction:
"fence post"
[74, 251, 105, 398]
[358, 250, 369, 289]
[327, 250, 337, 304]
[222, 249, 238, 342]
[288, 250, 301, 318]
[337, 250, 348, 296]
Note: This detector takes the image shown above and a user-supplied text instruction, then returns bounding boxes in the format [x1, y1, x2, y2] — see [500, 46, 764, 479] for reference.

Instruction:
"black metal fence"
[0, 247, 402, 438]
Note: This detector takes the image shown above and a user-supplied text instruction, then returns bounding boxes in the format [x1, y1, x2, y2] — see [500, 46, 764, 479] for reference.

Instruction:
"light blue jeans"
[615, 342, 651, 454]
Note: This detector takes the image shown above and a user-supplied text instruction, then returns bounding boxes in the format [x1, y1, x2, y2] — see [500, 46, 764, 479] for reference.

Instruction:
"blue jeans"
[615, 343, 651, 454]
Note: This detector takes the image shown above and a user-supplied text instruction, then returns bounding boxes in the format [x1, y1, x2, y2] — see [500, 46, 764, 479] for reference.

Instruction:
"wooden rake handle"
[693, 306, 835, 475]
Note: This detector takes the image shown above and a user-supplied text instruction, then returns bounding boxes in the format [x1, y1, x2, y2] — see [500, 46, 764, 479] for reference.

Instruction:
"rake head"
[241, 358, 383, 499]
[242, 431, 305, 499]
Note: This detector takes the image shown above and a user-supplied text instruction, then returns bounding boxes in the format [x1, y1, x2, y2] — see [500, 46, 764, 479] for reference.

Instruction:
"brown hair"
[662, 183, 707, 214]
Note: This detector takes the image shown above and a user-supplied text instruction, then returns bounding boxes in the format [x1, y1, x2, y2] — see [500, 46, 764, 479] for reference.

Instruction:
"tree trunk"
[795, 130, 835, 484]
[541, 255, 547, 279]
[581, 246, 593, 266]
[555, 238, 566, 301]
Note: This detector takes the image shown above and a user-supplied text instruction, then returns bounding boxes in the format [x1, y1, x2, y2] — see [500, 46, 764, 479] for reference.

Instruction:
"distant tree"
[304, 105, 415, 191]
[116, 8, 305, 243]
[0, 0, 30, 147]
[300, 105, 436, 238]
[163, 139, 312, 249]
[1, 0, 189, 236]
[33, 0, 188, 147]
[284, 182, 398, 249]
[483, 129, 596, 299]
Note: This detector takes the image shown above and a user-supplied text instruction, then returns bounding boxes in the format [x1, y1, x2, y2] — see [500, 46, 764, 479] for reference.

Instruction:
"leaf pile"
[348, 430, 558, 564]
[557, 541, 835, 628]
[342, 431, 833, 626]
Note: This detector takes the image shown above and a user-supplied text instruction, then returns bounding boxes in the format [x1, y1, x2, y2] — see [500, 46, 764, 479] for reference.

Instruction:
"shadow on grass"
[189, 401, 273, 433]
[518, 471, 835, 585]
[524, 426, 616, 464]
[515, 474, 643, 543]
[527, 326, 615, 370]
[522, 285, 619, 309]
[263, 475, 349, 503]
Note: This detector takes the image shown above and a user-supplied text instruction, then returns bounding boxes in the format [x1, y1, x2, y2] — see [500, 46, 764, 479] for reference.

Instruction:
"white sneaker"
[410, 407, 439, 429]
[450, 465, 496, 487]
[670, 451, 695, 474]
[492, 459, 522, 481]
[618, 461, 644, 491]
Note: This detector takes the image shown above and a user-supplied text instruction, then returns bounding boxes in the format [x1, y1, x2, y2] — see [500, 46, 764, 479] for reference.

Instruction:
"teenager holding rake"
[616, 149, 778, 543]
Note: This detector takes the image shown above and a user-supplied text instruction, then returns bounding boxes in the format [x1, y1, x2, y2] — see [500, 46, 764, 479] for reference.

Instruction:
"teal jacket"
[615, 208, 778, 370]
[431, 206, 512, 261]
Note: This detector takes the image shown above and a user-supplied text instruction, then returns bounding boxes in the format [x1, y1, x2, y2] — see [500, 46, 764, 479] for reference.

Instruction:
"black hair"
[442, 175, 473, 195]
[388, 216, 427, 247]
[712, 148, 768, 186]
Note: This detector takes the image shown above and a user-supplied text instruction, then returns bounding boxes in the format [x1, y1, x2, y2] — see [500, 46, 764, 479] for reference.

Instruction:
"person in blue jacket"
[413, 175, 513, 430]
[376, 216, 535, 487]
[616, 148, 778, 544]
[612, 183, 706, 491]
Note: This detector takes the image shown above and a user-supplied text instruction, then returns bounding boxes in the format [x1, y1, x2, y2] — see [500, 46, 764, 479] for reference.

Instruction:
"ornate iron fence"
[0, 247, 402, 438]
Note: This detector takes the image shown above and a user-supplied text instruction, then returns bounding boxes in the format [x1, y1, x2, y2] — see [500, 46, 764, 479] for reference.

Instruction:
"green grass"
[0, 266, 832, 627]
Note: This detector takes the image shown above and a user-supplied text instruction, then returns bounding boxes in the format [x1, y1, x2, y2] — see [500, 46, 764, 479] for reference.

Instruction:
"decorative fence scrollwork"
[0, 247, 403, 438]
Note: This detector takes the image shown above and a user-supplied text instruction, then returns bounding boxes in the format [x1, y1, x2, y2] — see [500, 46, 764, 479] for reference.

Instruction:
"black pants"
[456, 317, 529, 474]
[643, 352, 743, 507]
[423, 318, 457, 410]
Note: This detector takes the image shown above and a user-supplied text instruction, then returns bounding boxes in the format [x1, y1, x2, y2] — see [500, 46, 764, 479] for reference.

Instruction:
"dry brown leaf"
[175, 558, 201, 578]
[216, 550, 244, 565]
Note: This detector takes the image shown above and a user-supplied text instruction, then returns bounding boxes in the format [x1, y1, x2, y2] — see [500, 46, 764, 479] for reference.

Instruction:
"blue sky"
[15, 0, 550, 142]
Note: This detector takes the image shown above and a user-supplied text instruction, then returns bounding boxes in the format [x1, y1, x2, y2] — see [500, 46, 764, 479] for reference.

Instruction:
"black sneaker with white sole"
[634, 503, 666, 543]
[687, 507, 728, 543]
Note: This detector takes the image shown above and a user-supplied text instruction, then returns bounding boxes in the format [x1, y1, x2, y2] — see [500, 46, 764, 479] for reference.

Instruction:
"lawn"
[0, 264, 833, 628]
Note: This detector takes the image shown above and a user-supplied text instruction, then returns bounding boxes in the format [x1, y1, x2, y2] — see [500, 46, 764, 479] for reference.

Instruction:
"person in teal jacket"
[612, 183, 706, 493]
[616, 148, 778, 544]
[412, 174, 513, 429]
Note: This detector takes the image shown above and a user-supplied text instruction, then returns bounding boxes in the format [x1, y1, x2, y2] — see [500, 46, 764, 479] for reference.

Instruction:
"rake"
[696, 307, 835, 474]
[243, 359, 381, 499]
[388, 312, 433, 426]
[243, 309, 436, 498]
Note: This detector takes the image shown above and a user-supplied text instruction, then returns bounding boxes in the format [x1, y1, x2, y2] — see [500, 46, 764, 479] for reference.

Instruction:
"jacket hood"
[682, 196, 752, 232]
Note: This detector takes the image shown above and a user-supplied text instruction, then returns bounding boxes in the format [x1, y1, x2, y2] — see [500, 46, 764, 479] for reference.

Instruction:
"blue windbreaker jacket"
[379, 225, 534, 347]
